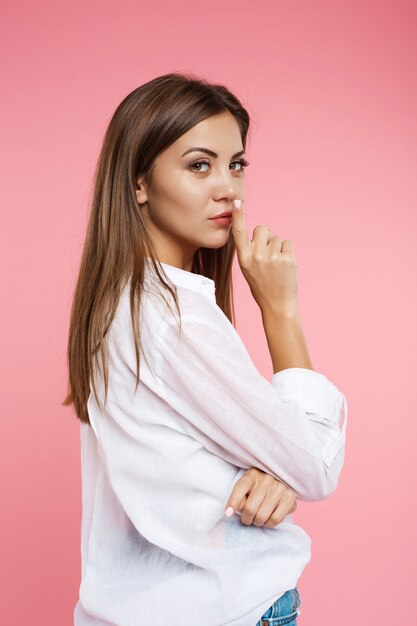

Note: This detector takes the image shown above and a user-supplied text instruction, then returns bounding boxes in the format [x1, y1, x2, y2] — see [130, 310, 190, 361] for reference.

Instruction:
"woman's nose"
[214, 178, 240, 199]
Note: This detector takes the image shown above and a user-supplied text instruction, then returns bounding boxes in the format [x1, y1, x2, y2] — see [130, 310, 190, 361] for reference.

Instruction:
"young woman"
[64, 72, 348, 626]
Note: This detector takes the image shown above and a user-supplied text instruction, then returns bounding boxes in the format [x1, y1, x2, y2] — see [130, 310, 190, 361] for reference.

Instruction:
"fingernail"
[233, 199, 241, 209]
[225, 506, 234, 516]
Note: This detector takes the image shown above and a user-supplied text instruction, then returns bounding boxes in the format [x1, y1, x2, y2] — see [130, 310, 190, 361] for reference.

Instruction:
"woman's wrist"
[261, 304, 314, 373]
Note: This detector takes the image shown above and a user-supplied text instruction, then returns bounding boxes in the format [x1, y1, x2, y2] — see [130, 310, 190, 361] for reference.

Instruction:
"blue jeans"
[255, 587, 301, 625]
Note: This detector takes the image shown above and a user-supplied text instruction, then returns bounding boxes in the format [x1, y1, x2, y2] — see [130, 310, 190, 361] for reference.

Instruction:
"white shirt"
[74, 258, 348, 626]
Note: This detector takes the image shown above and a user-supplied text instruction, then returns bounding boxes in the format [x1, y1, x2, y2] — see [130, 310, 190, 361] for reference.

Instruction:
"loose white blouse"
[74, 258, 348, 626]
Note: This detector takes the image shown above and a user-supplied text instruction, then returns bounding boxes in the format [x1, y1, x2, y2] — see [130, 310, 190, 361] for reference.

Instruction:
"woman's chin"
[202, 232, 231, 248]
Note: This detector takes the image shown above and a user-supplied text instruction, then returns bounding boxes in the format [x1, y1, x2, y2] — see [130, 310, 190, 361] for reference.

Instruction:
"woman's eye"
[189, 158, 249, 173]
[231, 158, 250, 171]
[189, 160, 210, 173]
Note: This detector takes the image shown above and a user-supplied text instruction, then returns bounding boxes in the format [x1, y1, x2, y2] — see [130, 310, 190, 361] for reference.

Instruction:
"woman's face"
[135, 110, 247, 271]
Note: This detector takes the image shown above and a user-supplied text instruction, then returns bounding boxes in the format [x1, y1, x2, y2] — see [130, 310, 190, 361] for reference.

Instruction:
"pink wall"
[1, 0, 416, 624]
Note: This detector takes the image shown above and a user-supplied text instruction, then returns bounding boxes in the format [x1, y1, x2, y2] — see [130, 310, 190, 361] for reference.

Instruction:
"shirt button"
[262, 621, 269, 626]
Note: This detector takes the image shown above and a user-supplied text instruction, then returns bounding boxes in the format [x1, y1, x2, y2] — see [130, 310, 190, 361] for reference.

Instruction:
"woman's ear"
[135, 177, 148, 206]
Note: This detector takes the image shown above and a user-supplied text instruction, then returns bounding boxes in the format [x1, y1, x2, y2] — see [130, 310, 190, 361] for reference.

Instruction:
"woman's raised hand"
[231, 199, 299, 313]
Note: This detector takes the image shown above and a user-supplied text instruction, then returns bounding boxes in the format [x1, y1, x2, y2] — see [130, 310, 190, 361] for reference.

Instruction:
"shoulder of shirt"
[105, 270, 251, 375]
[110, 270, 225, 342]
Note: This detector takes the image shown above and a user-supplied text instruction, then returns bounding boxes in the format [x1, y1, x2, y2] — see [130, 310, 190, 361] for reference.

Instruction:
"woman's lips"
[209, 216, 232, 225]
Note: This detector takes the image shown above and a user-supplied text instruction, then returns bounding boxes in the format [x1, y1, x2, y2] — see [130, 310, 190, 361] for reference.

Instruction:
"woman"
[64, 72, 348, 626]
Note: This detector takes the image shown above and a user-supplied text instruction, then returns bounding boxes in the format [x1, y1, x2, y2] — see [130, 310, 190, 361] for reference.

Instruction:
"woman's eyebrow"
[180, 147, 245, 159]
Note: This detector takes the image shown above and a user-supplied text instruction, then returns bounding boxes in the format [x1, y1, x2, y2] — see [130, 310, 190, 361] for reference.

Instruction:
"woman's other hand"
[224, 467, 297, 528]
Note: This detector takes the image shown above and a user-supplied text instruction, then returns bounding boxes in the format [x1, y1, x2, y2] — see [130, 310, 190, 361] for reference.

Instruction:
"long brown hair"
[62, 72, 251, 424]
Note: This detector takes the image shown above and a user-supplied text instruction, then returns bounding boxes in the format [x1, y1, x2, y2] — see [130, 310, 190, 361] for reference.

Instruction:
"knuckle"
[264, 517, 279, 528]
[264, 521, 276, 528]
[272, 484, 285, 496]
[270, 513, 284, 525]
[244, 506, 256, 516]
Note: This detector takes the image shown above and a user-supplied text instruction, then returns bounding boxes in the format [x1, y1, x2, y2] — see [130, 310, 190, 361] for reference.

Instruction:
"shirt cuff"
[271, 367, 347, 428]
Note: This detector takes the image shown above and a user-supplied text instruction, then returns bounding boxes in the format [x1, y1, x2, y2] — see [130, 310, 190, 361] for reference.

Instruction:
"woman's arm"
[261, 303, 314, 373]
[225, 305, 312, 526]
[152, 303, 347, 502]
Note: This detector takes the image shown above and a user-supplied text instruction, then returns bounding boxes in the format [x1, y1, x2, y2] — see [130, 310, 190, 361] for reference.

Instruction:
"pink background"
[1, 0, 416, 624]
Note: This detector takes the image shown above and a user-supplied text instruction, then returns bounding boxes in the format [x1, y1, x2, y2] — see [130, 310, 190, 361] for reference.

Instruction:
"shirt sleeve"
[153, 304, 348, 502]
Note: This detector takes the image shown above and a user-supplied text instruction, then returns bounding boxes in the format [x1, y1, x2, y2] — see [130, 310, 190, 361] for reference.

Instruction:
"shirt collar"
[144, 257, 216, 302]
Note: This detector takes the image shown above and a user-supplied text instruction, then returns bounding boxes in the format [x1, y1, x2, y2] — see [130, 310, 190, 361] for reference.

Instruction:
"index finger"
[231, 199, 250, 255]
[224, 471, 253, 516]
